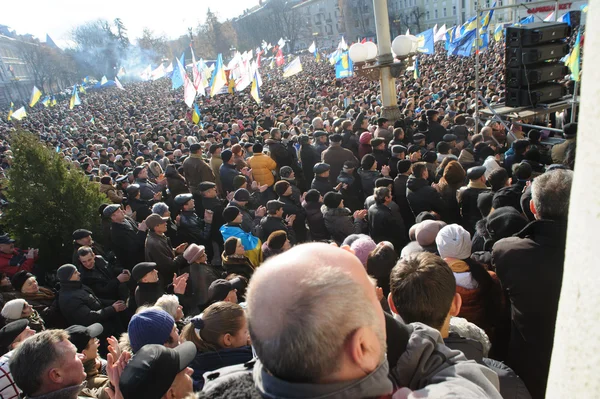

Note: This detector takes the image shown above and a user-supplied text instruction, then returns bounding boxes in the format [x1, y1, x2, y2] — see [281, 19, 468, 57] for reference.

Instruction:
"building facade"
[0, 28, 35, 108]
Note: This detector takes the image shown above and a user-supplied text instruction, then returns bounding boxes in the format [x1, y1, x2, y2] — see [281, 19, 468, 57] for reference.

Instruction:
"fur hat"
[267, 231, 287, 250]
[350, 237, 377, 266]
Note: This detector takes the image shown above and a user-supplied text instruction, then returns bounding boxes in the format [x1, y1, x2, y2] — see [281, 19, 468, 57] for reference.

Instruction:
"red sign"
[527, 2, 571, 13]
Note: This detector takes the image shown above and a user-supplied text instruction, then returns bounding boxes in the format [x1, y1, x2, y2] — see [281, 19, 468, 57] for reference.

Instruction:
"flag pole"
[570, 79, 578, 123]
[475, 4, 481, 134]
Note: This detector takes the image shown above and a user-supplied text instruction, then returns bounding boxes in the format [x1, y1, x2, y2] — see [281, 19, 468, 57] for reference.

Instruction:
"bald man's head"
[481, 126, 493, 137]
[246, 243, 385, 383]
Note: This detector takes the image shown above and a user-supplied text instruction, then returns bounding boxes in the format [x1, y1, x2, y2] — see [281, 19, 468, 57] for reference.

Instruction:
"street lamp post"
[348, 0, 418, 122]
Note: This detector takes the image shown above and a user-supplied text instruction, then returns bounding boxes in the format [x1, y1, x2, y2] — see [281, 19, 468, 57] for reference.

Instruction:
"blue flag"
[335, 52, 353, 79]
[448, 29, 476, 57]
[519, 15, 535, 25]
[171, 52, 186, 90]
[416, 28, 435, 54]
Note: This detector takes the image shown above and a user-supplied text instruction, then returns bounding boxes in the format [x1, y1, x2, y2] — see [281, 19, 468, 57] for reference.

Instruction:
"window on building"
[426, 11, 430, 20]
[435, 9, 438, 18]
[453, 5, 457, 15]
[443, 8, 447, 16]
[355, 20, 360, 27]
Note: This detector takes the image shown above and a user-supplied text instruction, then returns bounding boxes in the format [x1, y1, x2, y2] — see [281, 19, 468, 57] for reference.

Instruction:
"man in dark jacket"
[394, 159, 415, 229]
[406, 162, 446, 217]
[265, 128, 295, 169]
[76, 246, 129, 302]
[370, 138, 390, 171]
[131, 262, 188, 309]
[220, 149, 250, 195]
[388, 145, 407, 179]
[368, 187, 408, 252]
[299, 135, 320, 184]
[183, 143, 216, 204]
[374, 117, 393, 144]
[458, 166, 491, 235]
[144, 214, 189, 287]
[199, 182, 229, 251]
[175, 193, 214, 260]
[229, 189, 266, 236]
[321, 192, 367, 245]
[426, 110, 448, 146]
[57, 264, 126, 338]
[337, 161, 364, 212]
[105, 204, 147, 271]
[492, 169, 573, 399]
[302, 189, 329, 241]
[72, 229, 112, 267]
[313, 131, 329, 156]
[259, 200, 296, 244]
[275, 181, 307, 243]
[321, 134, 358, 187]
[388, 252, 529, 399]
[133, 165, 162, 202]
[311, 163, 335, 196]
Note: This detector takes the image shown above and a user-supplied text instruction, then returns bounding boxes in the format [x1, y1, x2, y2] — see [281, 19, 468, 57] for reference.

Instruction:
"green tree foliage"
[3, 132, 107, 270]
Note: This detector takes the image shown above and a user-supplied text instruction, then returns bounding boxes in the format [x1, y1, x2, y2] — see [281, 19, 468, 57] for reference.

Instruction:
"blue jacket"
[190, 346, 253, 391]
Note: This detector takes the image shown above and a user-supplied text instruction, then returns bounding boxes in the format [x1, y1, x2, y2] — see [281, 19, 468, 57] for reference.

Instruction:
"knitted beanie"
[436, 224, 472, 260]
[57, 264, 77, 282]
[323, 192, 343, 209]
[127, 309, 175, 353]
[350, 237, 377, 267]
[1, 299, 26, 320]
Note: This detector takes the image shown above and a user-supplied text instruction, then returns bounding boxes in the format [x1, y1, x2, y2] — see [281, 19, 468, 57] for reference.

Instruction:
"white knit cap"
[1, 299, 26, 320]
[436, 224, 472, 260]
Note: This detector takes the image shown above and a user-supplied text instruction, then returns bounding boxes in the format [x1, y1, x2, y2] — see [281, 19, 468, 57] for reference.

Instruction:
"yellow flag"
[29, 86, 42, 107]
[7, 102, 13, 120]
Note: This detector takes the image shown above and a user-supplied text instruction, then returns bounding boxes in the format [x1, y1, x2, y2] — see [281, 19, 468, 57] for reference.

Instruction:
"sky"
[3, 0, 261, 47]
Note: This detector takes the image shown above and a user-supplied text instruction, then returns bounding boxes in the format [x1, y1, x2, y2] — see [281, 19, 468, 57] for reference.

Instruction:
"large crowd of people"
[0, 32, 578, 399]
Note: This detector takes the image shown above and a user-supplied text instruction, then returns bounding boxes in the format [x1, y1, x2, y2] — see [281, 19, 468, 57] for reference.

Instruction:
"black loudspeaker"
[507, 64, 569, 88]
[504, 22, 570, 107]
[506, 22, 571, 46]
[506, 83, 567, 107]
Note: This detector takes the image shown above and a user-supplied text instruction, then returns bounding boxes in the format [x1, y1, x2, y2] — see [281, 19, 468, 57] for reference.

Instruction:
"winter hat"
[232, 175, 247, 190]
[128, 309, 175, 353]
[274, 180, 290, 196]
[485, 207, 528, 243]
[483, 156, 501, 179]
[342, 234, 370, 247]
[267, 231, 288, 250]
[413, 220, 447, 247]
[100, 176, 112, 185]
[221, 149, 233, 163]
[442, 161, 466, 185]
[233, 188, 250, 202]
[361, 154, 376, 170]
[477, 192, 494, 218]
[222, 206, 241, 223]
[492, 186, 521, 212]
[280, 166, 293, 178]
[436, 224, 472, 260]
[304, 189, 321, 203]
[323, 192, 343, 208]
[359, 132, 372, 144]
[57, 264, 78, 283]
[1, 299, 25, 320]
[224, 237, 240, 256]
[350, 237, 377, 267]
[397, 159, 412, 174]
[11, 271, 33, 292]
[183, 244, 205, 263]
[415, 211, 437, 224]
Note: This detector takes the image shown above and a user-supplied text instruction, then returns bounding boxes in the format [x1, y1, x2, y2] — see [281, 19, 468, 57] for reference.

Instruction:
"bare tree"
[411, 8, 426, 33]
[138, 28, 169, 63]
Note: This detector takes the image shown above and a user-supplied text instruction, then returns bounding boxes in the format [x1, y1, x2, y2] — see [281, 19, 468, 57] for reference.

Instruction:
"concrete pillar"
[546, 5, 599, 397]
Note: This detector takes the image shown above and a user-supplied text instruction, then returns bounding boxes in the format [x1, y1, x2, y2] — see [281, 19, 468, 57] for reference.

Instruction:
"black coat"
[259, 215, 294, 244]
[110, 219, 146, 271]
[311, 176, 333, 196]
[341, 130, 359, 158]
[492, 220, 567, 399]
[394, 174, 415, 228]
[300, 145, 320, 184]
[135, 282, 165, 308]
[321, 206, 365, 245]
[78, 256, 128, 301]
[266, 139, 294, 169]
[221, 255, 255, 281]
[372, 149, 390, 171]
[406, 176, 446, 217]
[128, 197, 152, 223]
[279, 195, 306, 243]
[459, 186, 490, 234]
[357, 168, 380, 197]
[178, 210, 212, 246]
[303, 201, 329, 241]
[367, 202, 408, 253]
[185, 262, 226, 314]
[427, 121, 448, 145]
[338, 170, 364, 212]
[58, 281, 121, 335]
[219, 163, 242, 195]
